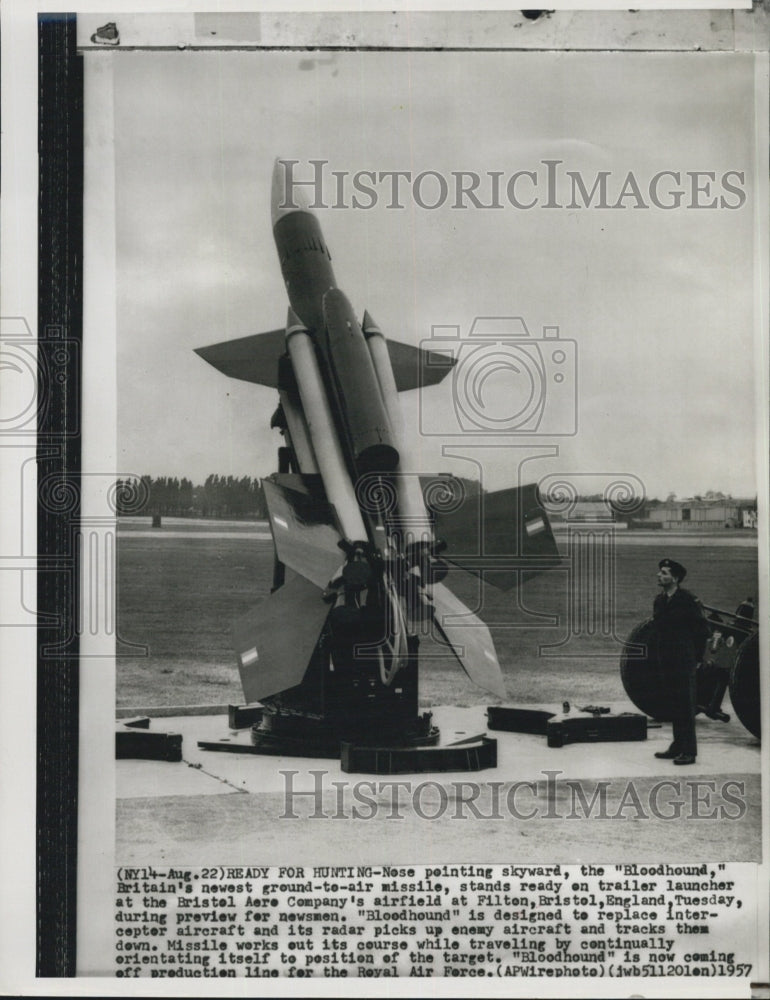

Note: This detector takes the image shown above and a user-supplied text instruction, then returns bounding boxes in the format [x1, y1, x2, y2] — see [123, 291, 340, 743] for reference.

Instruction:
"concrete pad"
[116, 702, 760, 800]
[117, 757, 243, 799]
[117, 775, 762, 868]
[116, 702, 761, 866]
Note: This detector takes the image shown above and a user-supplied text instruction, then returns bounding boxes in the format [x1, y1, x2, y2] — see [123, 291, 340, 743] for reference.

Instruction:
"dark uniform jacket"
[652, 587, 709, 672]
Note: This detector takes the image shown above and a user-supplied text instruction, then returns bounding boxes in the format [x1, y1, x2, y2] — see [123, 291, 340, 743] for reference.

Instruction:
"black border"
[37, 12, 83, 978]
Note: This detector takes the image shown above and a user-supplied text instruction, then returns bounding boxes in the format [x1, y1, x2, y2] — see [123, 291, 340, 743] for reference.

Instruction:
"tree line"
[115, 476, 753, 523]
[114, 475, 267, 519]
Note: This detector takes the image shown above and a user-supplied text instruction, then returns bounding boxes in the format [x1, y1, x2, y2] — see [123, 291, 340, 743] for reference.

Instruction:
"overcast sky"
[111, 49, 759, 500]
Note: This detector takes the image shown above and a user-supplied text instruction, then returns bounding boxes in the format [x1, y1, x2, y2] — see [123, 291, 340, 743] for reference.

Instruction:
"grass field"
[116, 529, 758, 710]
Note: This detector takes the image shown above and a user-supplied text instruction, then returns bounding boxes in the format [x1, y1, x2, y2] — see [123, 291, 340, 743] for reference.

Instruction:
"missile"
[195, 158, 560, 722]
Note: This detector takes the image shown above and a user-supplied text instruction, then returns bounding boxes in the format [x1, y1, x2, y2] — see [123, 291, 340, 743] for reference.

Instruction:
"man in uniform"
[652, 558, 709, 765]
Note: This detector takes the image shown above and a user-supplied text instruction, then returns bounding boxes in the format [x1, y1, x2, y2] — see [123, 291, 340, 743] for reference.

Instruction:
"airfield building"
[646, 498, 756, 530]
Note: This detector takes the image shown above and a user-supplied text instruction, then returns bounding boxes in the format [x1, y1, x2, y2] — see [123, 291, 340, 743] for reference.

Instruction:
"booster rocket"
[195, 160, 558, 731]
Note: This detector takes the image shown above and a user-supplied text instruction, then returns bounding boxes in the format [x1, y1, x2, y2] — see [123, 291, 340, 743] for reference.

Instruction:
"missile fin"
[194, 329, 286, 388]
[386, 338, 456, 392]
[263, 477, 344, 589]
[194, 329, 455, 393]
[430, 581, 507, 701]
[233, 573, 331, 703]
[431, 481, 561, 591]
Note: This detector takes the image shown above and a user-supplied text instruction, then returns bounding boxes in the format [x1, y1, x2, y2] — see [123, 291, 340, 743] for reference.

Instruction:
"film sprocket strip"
[37, 13, 82, 978]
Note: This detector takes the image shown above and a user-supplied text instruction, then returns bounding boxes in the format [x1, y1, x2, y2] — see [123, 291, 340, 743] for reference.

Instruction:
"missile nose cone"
[361, 310, 382, 339]
[271, 158, 315, 228]
[285, 306, 308, 339]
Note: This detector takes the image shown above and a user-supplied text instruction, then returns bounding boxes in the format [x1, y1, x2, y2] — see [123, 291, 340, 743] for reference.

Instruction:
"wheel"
[729, 630, 761, 739]
[620, 619, 671, 721]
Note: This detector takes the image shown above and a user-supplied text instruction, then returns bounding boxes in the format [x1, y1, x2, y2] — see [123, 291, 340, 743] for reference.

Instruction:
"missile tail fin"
[263, 476, 344, 589]
[430, 581, 507, 701]
[432, 482, 561, 591]
[233, 573, 331, 704]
